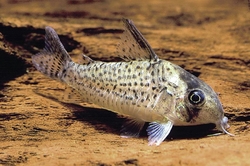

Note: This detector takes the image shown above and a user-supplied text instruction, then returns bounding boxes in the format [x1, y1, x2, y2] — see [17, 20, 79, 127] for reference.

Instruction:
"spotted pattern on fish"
[61, 59, 182, 122]
[32, 18, 233, 146]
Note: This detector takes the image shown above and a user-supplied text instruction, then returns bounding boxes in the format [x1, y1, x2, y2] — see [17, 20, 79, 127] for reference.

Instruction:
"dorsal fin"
[117, 18, 158, 61]
[78, 54, 94, 65]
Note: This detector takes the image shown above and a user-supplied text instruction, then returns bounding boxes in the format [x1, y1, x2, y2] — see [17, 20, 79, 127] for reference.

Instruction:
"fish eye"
[188, 90, 205, 105]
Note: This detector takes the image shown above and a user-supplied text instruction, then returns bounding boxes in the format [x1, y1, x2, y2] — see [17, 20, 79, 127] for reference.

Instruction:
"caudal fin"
[32, 26, 72, 82]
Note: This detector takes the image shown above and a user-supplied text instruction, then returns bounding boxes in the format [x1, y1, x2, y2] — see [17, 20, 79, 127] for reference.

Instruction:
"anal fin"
[34, 85, 87, 104]
[146, 121, 173, 146]
[61, 86, 85, 103]
[120, 118, 145, 138]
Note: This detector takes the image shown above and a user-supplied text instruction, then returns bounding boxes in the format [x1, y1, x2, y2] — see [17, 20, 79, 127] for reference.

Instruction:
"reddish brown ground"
[0, 0, 250, 165]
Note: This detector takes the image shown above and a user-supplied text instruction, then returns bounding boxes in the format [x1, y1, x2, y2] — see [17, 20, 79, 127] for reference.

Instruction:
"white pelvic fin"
[146, 121, 173, 146]
[120, 118, 145, 138]
[117, 18, 158, 61]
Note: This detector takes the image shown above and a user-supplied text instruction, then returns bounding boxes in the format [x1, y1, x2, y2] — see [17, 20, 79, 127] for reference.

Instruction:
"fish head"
[174, 70, 233, 136]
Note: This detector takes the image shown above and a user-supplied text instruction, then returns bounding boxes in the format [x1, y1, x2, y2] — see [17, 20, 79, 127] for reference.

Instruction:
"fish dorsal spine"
[117, 18, 159, 62]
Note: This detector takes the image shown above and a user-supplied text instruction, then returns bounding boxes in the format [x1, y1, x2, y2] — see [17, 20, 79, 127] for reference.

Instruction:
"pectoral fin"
[120, 118, 145, 138]
[146, 121, 173, 146]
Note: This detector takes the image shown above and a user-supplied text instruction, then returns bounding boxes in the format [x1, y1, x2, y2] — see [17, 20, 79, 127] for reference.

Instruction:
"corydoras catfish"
[32, 18, 233, 145]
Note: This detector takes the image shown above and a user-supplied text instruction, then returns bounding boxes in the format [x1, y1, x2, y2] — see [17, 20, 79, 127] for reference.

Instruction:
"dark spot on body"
[62, 69, 67, 74]
[129, 96, 133, 100]
[120, 83, 126, 86]
[162, 77, 168, 82]
[152, 79, 155, 84]
[151, 71, 155, 76]
[55, 71, 59, 77]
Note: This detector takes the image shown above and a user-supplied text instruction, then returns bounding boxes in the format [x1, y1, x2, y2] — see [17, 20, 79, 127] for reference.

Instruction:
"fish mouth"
[216, 116, 234, 136]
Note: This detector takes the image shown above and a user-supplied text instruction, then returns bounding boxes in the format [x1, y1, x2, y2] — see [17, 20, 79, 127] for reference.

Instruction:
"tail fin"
[32, 26, 72, 82]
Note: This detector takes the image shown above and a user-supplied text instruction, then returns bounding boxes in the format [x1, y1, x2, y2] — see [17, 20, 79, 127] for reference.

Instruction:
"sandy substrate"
[0, 0, 250, 165]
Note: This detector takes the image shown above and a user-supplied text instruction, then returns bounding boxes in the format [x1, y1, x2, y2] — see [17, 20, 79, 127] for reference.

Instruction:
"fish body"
[32, 19, 232, 145]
